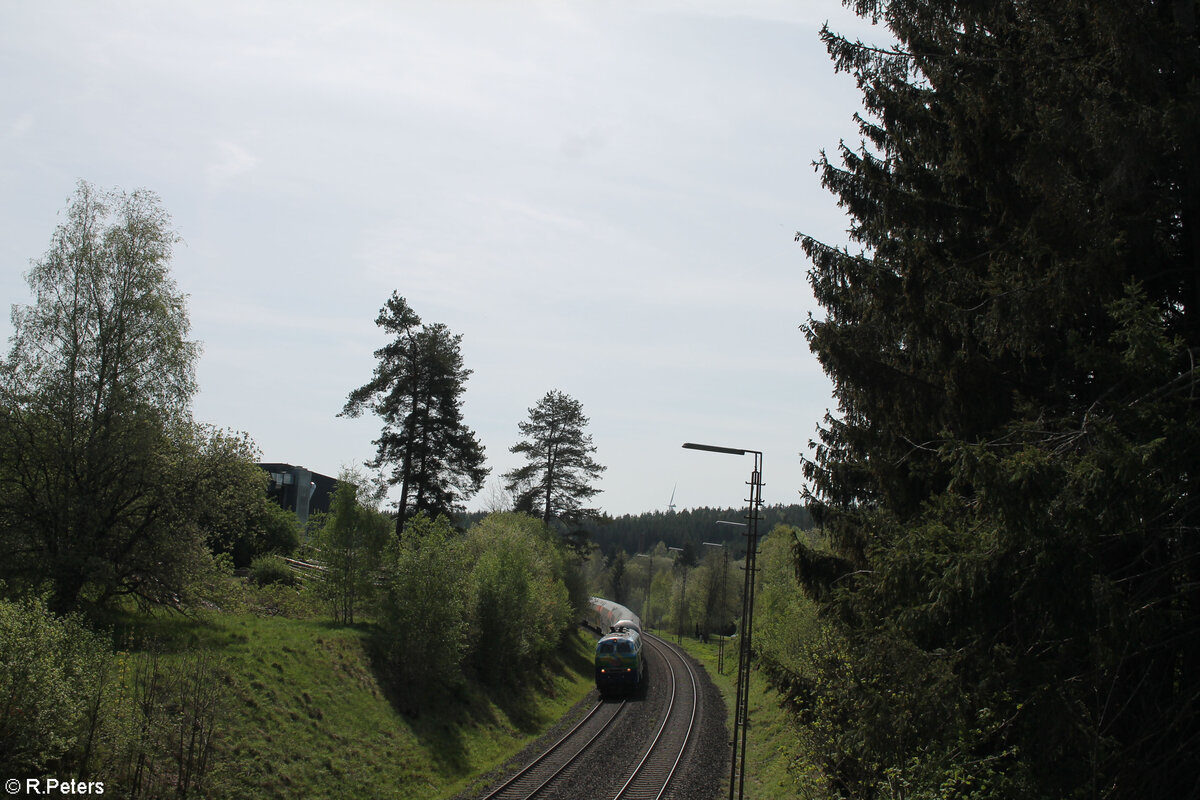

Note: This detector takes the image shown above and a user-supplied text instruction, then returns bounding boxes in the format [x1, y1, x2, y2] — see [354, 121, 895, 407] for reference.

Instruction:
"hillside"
[123, 611, 596, 799]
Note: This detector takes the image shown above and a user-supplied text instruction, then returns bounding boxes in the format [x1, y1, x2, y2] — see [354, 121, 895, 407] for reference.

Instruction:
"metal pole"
[719, 544, 729, 675]
[682, 443, 762, 800]
[704, 539, 732, 676]
[725, 458, 762, 800]
[733, 454, 763, 800]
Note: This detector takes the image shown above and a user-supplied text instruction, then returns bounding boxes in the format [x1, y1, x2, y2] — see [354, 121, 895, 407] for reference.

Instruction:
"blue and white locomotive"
[588, 597, 645, 693]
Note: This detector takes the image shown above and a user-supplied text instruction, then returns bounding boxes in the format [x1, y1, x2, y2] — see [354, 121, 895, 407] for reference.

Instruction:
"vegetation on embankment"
[678, 635, 822, 800]
[138, 612, 596, 800]
[670, 524, 826, 800]
[2, 596, 595, 799]
[1, 510, 597, 798]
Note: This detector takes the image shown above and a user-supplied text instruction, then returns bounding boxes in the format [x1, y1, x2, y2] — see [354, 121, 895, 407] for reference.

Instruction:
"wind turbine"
[668, 484, 677, 513]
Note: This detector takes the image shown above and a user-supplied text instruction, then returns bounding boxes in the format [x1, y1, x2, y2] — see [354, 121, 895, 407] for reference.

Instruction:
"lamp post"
[633, 552, 654, 630]
[703, 539, 730, 675]
[683, 442, 763, 800]
[667, 546, 689, 643]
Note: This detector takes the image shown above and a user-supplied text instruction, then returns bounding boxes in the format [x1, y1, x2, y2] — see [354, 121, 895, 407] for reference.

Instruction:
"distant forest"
[457, 505, 812, 559]
[583, 505, 812, 559]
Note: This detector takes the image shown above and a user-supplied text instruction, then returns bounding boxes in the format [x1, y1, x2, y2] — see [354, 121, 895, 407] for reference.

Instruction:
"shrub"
[376, 514, 470, 699]
[0, 596, 110, 775]
[248, 555, 296, 587]
[464, 513, 573, 680]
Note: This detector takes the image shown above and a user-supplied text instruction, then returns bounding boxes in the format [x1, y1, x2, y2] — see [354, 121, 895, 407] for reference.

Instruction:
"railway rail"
[480, 699, 627, 800]
[478, 633, 700, 800]
[613, 636, 699, 800]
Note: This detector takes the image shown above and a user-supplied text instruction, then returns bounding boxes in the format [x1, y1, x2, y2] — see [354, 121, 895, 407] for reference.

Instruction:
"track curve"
[475, 632, 704, 800]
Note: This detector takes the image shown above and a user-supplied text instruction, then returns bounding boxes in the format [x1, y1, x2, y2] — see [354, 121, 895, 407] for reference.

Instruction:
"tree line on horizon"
[584, 504, 813, 561]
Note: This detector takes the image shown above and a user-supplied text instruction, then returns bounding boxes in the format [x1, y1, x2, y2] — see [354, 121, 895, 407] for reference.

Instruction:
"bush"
[376, 514, 470, 699]
[464, 513, 573, 681]
[311, 476, 390, 624]
[0, 596, 110, 775]
[248, 555, 297, 587]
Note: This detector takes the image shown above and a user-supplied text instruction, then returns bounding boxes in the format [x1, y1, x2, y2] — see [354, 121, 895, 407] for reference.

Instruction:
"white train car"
[587, 596, 641, 634]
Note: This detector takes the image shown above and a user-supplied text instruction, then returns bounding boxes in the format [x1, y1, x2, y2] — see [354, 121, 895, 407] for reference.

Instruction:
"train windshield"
[597, 641, 618, 655]
[617, 641, 633, 654]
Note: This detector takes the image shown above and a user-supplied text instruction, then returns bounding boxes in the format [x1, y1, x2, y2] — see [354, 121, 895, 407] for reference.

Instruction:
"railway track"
[480, 698, 627, 800]
[478, 633, 700, 800]
[613, 636, 699, 800]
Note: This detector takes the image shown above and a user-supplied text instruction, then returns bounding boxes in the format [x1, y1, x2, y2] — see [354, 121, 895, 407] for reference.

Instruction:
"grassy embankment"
[121, 611, 595, 799]
[672, 636, 809, 800]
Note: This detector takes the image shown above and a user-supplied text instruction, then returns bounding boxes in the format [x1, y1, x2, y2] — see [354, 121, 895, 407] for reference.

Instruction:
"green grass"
[115, 611, 596, 799]
[672, 635, 812, 800]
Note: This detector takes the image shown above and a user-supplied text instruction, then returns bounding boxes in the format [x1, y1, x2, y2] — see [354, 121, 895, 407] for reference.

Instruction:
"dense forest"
[458, 504, 813, 560]
[584, 505, 813, 560]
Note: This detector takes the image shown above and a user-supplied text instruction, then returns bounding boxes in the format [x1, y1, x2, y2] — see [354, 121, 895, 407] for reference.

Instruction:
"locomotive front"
[595, 627, 644, 693]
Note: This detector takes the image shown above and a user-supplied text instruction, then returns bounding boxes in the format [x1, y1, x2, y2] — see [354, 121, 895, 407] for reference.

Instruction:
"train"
[587, 597, 645, 694]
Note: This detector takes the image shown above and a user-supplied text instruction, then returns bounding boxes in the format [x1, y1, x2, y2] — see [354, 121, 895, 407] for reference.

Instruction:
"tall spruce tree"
[795, 2, 1200, 798]
[341, 294, 488, 535]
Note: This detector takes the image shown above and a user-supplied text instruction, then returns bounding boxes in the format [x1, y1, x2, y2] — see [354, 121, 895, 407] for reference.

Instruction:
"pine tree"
[341, 294, 489, 534]
[795, 2, 1200, 797]
[503, 390, 606, 536]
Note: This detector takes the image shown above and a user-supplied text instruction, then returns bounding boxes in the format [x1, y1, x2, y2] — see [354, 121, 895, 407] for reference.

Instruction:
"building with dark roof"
[259, 463, 337, 526]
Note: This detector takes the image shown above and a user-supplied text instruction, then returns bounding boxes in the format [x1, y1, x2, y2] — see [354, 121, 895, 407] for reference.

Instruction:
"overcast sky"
[1, 1, 882, 517]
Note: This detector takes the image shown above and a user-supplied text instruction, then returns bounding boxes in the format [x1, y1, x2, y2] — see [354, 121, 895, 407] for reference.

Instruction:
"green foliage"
[0, 596, 229, 796]
[372, 512, 580, 700]
[249, 555, 298, 588]
[795, 2, 1200, 797]
[192, 428, 300, 569]
[0, 596, 110, 775]
[311, 474, 391, 624]
[753, 529, 821, 690]
[0, 181, 250, 612]
[503, 390, 606, 531]
[340, 293, 489, 533]
[376, 514, 470, 699]
[580, 504, 813, 561]
[463, 513, 574, 682]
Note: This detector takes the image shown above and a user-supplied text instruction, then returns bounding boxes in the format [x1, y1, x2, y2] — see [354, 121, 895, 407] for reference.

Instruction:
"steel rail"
[481, 698, 626, 800]
[613, 635, 700, 800]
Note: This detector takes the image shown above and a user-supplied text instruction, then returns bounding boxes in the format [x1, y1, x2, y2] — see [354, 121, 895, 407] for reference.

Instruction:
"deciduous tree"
[312, 470, 390, 624]
[0, 181, 211, 610]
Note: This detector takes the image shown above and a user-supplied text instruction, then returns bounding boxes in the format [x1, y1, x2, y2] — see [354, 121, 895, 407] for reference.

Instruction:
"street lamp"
[703, 539, 731, 675]
[633, 552, 654, 630]
[668, 546, 689, 643]
[683, 442, 763, 800]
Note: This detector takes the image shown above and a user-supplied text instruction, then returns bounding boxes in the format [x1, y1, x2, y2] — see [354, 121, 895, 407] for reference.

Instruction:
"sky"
[1, 1, 883, 517]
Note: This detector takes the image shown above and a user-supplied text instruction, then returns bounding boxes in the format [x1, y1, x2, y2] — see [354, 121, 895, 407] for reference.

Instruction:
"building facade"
[259, 463, 337, 526]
